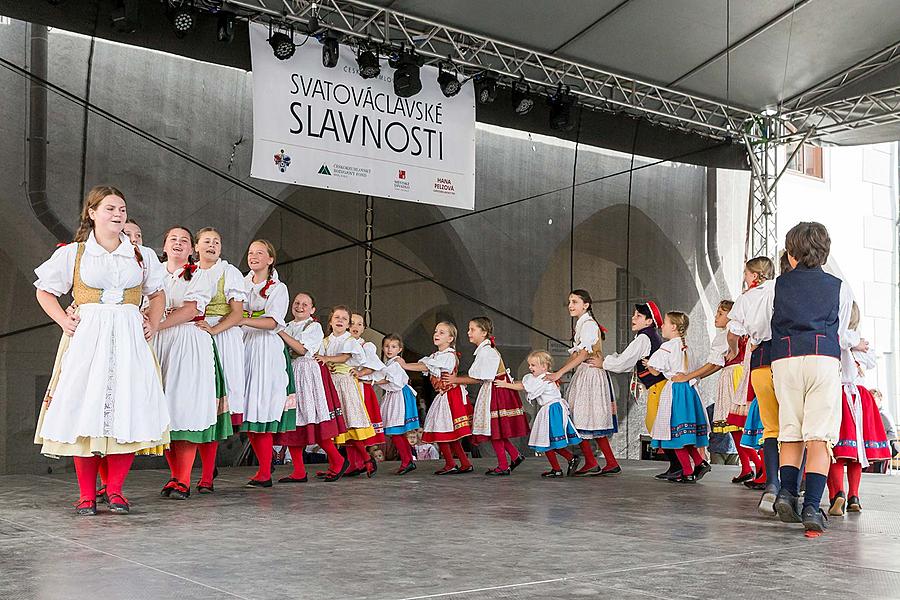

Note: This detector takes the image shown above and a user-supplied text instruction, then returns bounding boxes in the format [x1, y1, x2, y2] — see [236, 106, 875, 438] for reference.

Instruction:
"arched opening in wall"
[531, 203, 701, 459]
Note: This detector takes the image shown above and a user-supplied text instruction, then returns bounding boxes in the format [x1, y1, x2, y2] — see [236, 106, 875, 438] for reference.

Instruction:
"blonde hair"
[849, 301, 861, 331]
[436, 320, 457, 345]
[527, 350, 553, 371]
[746, 256, 775, 282]
[666, 311, 690, 371]
[248, 239, 277, 280]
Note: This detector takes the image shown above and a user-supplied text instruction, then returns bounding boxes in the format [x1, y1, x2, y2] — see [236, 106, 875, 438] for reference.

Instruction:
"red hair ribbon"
[489, 335, 496, 347]
[179, 262, 198, 280]
[260, 278, 274, 298]
[748, 279, 761, 289]
[599, 325, 608, 335]
[56, 242, 69, 248]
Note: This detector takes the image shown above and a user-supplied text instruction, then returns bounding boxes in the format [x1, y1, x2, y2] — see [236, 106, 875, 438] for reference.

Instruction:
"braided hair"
[75, 185, 144, 267]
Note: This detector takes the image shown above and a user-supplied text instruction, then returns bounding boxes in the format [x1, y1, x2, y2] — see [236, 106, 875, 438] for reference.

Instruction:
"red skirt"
[274, 362, 348, 446]
[471, 375, 530, 444]
[361, 382, 386, 445]
[834, 385, 890, 462]
[422, 386, 472, 443]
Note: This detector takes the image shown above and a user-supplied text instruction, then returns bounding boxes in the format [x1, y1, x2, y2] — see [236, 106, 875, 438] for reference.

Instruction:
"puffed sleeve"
[572, 320, 600, 353]
[379, 361, 409, 391]
[181, 271, 214, 314]
[301, 322, 325, 355]
[33, 244, 76, 296]
[139, 245, 166, 296]
[706, 330, 728, 367]
[224, 263, 248, 303]
[521, 374, 546, 401]
[262, 282, 289, 331]
[469, 346, 501, 380]
[419, 351, 456, 377]
[854, 348, 877, 371]
[726, 296, 749, 337]
[361, 342, 386, 371]
[647, 343, 673, 375]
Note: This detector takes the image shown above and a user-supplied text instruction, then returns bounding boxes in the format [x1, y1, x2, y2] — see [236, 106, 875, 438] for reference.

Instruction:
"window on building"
[786, 144, 824, 179]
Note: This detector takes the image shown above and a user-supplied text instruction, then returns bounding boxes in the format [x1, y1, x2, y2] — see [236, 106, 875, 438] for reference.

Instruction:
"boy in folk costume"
[770, 222, 854, 534]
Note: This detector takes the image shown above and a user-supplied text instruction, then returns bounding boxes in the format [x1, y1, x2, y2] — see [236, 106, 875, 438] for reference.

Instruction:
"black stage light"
[171, 3, 196, 38]
[393, 51, 422, 98]
[269, 27, 295, 61]
[216, 12, 235, 43]
[322, 34, 339, 68]
[548, 84, 575, 131]
[474, 72, 497, 104]
[437, 64, 461, 98]
[357, 47, 380, 79]
[511, 78, 534, 115]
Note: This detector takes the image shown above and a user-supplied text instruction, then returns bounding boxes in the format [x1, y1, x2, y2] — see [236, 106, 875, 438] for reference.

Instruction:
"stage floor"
[2, 458, 900, 600]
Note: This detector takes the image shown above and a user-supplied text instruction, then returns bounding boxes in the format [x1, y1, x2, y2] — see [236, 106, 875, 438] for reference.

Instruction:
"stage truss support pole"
[364, 195, 374, 326]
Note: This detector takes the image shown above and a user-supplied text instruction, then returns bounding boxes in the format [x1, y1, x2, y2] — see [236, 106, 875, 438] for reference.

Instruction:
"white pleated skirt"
[242, 327, 288, 424]
[152, 321, 218, 432]
[207, 315, 246, 417]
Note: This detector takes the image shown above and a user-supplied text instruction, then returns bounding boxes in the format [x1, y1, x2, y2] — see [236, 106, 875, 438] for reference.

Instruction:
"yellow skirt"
[644, 380, 667, 433]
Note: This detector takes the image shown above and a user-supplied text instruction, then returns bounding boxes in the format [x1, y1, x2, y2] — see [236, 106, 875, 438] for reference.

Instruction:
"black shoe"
[197, 483, 215, 494]
[457, 465, 475, 474]
[277, 475, 308, 483]
[848, 495, 862, 512]
[829, 492, 846, 517]
[692, 461, 711, 480]
[245, 478, 272, 489]
[510, 455, 525, 471]
[169, 483, 191, 499]
[434, 466, 460, 476]
[566, 455, 581, 477]
[323, 458, 350, 482]
[675, 473, 697, 483]
[745, 479, 767, 490]
[160, 478, 178, 498]
[732, 472, 755, 484]
[574, 466, 602, 477]
[664, 469, 684, 481]
[396, 462, 417, 476]
[655, 469, 677, 480]
[758, 485, 778, 516]
[599, 465, 622, 476]
[774, 488, 802, 523]
[485, 467, 511, 476]
[96, 486, 109, 504]
[343, 468, 363, 478]
[541, 470, 564, 478]
[74, 499, 97, 516]
[801, 505, 828, 533]
[108, 493, 130, 514]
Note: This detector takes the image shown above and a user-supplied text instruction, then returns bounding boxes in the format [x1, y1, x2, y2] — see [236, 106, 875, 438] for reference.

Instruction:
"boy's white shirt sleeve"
[602, 334, 651, 373]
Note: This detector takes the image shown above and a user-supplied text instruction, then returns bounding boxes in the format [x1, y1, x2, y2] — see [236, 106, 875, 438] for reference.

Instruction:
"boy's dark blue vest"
[635, 326, 666, 388]
[770, 266, 842, 362]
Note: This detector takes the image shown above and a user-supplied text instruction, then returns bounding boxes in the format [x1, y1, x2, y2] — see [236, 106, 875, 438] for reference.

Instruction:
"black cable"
[0, 56, 569, 345]
[623, 118, 641, 459]
[569, 106, 582, 294]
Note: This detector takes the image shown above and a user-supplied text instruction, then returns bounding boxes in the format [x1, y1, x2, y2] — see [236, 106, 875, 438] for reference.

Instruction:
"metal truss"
[225, 0, 763, 140]
[781, 86, 900, 143]
[743, 118, 781, 261]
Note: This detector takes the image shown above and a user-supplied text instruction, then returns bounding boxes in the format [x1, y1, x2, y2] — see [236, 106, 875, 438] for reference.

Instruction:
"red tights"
[828, 458, 862, 498]
[165, 440, 199, 487]
[545, 448, 575, 471]
[437, 440, 472, 470]
[674, 446, 705, 476]
[579, 438, 619, 470]
[247, 432, 274, 481]
[74, 454, 134, 502]
[392, 434, 414, 467]
[319, 438, 345, 473]
[490, 438, 521, 470]
[730, 431, 762, 476]
[197, 441, 218, 486]
[285, 446, 308, 479]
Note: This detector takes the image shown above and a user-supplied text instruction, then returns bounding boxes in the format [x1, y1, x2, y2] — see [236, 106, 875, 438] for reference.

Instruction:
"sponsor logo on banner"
[248, 22, 474, 209]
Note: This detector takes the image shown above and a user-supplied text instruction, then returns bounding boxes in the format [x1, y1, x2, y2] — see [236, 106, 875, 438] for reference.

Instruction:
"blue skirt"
[530, 403, 582, 453]
[651, 382, 709, 449]
[740, 398, 763, 450]
[384, 386, 421, 436]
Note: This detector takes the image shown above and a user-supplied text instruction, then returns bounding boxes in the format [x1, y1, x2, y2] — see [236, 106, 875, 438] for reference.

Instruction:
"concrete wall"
[0, 20, 750, 473]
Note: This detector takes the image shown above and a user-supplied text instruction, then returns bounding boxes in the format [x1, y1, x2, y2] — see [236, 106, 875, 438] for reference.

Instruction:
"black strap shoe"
[847, 495, 862, 512]
[108, 493, 130, 514]
[599, 465, 622, 476]
[457, 465, 475, 474]
[434, 466, 460, 476]
[509, 455, 525, 471]
[277, 475, 308, 483]
[566, 455, 581, 477]
[541, 469, 564, 478]
[693, 461, 711, 480]
[74, 499, 97, 516]
[829, 492, 846, 516]
[732, 472, 754, 484]
[323, 459, 350, 482]
[485, 467, 511, 476]
[396, 462, 417, 476]
[169, 482, 191, 499]
[244, 478, 272, 489]
[197, 482, 215, 494]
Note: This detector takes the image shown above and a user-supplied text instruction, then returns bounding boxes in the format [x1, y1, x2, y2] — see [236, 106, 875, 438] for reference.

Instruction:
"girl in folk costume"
[546, 290, 619, 476]
[828, 302, 890, 515]
[315, 306, 376, 479]
[443, 317, 529, 476]
[375, 334, 421, 475]
[645, 311, 710, 483]
[349, 312, 388, 471]
[193, 227, 248, 493]
[239, 240, 297, 487]
[496, 351, 582, 478]
[726, 256, 780, 515]
[154, 227, 232, 500]
[274, 292, 348, 483]
[34, 186, 170, 515]
[672, 300, 762, 484]
[591, 301, 677, 478]
[399, 321, 474, 475]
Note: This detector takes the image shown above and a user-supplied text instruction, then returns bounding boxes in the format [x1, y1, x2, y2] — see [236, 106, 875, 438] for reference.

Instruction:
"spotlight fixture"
[268, 25, 296, 61]
[393, 51, 422, 98]
[474, 72, 497, 104]
[511, 78, 534, 115]
[216, 12, 235, 43]
[437, 63, 461, 98]
[548, 84, 575, 131]
[322, 33, 340, 68]
[170, 2, 196, 38]
[356, 46, 380, 79]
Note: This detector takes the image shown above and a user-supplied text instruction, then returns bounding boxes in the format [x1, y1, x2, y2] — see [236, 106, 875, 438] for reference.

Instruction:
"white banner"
[249, 23, 475, 209]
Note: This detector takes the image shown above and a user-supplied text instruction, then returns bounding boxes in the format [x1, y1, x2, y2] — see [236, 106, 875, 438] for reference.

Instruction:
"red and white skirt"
[422, 386, 472, 443]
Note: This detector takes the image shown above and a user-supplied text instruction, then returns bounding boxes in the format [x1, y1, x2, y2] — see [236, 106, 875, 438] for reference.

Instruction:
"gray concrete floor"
[2, 458, 900, 600]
